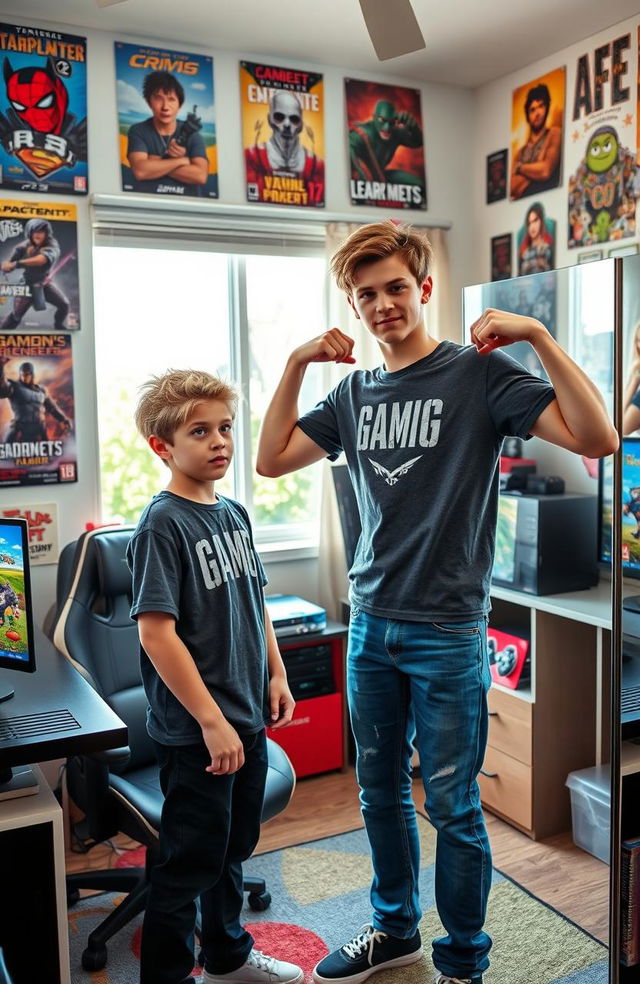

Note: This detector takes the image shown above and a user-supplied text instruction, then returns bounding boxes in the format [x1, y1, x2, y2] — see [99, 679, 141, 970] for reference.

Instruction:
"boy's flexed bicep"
[257, 424, 327, 477]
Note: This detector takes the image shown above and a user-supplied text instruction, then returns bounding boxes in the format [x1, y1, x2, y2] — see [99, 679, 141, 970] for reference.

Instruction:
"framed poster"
[510, 66, 565, 201]
[115, 41, 217, 199]
[486, 149, 507, 204]
[0, 502, 59, 565]
[516, 201, 556, 276]
[0, 333, 77, 486]
[0, 23, 88, 194]
[566, 28, 639, 248]
[0, 200, 79, 331]
[241, 60, 324, 207]
[490, 233, 512, 281]
[345, 78, 426, 209]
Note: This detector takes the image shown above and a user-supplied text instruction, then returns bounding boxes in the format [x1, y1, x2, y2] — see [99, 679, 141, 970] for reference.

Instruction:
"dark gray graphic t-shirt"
[298, 341, 556, 621]
[128, 490, 269, 744]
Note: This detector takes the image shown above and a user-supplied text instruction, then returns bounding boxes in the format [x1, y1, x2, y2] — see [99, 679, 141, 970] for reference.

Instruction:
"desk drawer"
[479, 745, 532, 831]
[487, 687, 532, 766]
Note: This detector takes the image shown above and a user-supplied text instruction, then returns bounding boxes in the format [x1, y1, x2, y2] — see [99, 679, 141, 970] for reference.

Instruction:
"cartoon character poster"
[510, 66, 565, 201]
[566, 29, 639, 248]
[0, 332, 77, 486]
[115, 41, 217, 199]
[0, 201, 79, 332]
[241, 61, 324, 208]
[516, 201, 556, 276]
[0, 23, 87, 195]
[345, 79, 427, 209]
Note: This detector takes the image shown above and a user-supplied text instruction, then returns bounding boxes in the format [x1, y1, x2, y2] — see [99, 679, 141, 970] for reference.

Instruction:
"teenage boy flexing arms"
[256, 221, 618, 984]
[128, 370, 303, 984]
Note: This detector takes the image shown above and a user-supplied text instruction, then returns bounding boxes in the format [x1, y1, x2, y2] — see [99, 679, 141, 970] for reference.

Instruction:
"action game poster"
[486, 149, 507, 204]
[115, 41, 217, 199]
[490, 233, 512, 282]
[241, 60, 325, 208]
[482, 272, 557, 380]
[516, 201, 556, 276]
[0, 23, 87, 195]
[0, 200, 79, 332]
[345, 78, 427, 210]
[510, 66, 565, 201]
[0, 332, 77, 487]
[566, 28, 639, 248]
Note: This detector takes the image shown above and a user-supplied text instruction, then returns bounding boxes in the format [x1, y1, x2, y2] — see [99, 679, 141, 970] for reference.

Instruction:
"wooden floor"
[65, 766, 610, 944]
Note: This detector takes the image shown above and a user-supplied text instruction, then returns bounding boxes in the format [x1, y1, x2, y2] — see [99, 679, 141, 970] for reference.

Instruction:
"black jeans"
[140, 730, 268, 984]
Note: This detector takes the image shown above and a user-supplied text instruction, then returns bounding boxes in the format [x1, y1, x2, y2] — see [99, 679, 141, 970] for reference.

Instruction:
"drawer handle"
[480, 768, 498, 778]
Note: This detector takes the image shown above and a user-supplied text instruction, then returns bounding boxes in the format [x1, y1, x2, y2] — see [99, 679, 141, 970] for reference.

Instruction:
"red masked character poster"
[0, 332, 77, 486]
[345, 78, 427, 209]
[241, 60, 324, 207]
[0, 23, 87, 195]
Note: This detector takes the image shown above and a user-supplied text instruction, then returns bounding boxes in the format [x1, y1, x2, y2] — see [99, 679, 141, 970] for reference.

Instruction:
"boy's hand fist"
[203, 719, 245, 775]
[293, 328, 355, 366]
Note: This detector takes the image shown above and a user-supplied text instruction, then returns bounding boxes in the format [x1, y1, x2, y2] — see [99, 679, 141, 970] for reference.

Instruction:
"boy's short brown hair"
[330, 220, 433, 294]
[134, 369, 239, 442]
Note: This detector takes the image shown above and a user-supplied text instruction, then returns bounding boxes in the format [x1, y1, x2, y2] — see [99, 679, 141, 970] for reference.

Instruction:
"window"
[93, 235, 327, 549]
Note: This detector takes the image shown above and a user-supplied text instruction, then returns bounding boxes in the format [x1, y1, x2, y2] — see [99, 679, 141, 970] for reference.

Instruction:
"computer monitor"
[598, 437, 640, 579]
[0, 518, 36, 704]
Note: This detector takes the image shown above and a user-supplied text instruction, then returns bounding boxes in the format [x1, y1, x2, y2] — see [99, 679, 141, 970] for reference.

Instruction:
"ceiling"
[3, 0, 639, 88]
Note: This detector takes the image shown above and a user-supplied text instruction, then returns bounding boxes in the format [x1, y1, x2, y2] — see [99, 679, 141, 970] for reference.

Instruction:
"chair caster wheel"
[82, 945, 107, 971]
[248, 890, 271, 911]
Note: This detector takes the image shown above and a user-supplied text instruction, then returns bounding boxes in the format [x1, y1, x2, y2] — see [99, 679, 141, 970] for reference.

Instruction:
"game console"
[265, 594, 327, 637]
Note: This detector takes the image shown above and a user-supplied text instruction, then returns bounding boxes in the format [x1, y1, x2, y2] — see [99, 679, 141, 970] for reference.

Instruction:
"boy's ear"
[347, 293, 360, 319]
[148, 434, 172, 460]
[421, 276, 433, 305]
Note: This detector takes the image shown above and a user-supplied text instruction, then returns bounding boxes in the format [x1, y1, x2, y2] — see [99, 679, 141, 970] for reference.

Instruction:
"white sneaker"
[203, 949, 304, 984]
[434, 975, 473, 984]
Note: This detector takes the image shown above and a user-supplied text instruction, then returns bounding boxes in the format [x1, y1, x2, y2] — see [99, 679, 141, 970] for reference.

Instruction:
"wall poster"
[566, 29, 639, 248]
[0, 502, 59, 565]
[0, 200, 79, 332]
[345, 78, 427, 209]
[509, 66, 565, 201]
[490, 233, 512, 281]
[240, 60, 325, 207]
[0, 332, 77, 486]
[516, 201, 556, 276]
[0, 22, 88, 195]
[115, 41, 217, 198]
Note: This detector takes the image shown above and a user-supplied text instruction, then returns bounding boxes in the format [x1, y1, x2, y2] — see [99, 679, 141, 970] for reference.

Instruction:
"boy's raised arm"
[256, 329, 355, 478]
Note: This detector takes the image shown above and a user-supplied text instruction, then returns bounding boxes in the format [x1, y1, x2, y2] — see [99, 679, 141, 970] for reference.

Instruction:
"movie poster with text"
[0, 501, 59, 565]
[241, 60, 324, 208]
[345, 79, 427, 209]
[509, 66, 565, 202]
[566, 28, 639, 248]
[115, 41, 217, 199]
[0, 23, 87, 195]
[0, 200, 79, 332]
[0, 332, 77, 487]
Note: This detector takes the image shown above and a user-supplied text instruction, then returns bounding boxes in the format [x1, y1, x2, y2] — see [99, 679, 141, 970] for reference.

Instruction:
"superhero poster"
[0, 333, 77, 487]
[0, 201, 79, 333]
[509, 67, 565, 202]
[566, 28, 639, 248]
[344, 79, 427, 210]
[115, 41, 217, 199]
[240, 61, 325, 208]
[0, 23, 87, 195]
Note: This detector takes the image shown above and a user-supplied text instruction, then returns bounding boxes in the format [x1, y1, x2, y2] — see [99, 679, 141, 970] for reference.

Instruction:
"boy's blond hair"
[330, 220, 433, 294]
[134, 369, 239, 442]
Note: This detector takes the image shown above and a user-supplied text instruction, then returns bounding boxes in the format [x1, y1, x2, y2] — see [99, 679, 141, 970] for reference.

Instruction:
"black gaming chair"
[50, 525, 295, 972]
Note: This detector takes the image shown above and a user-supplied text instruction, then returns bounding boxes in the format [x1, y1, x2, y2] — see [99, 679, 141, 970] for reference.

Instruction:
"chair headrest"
[94, 530, 134, 598]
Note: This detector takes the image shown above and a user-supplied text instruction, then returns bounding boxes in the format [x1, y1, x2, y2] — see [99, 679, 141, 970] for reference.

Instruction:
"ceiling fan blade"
[358, 0, 425, 60]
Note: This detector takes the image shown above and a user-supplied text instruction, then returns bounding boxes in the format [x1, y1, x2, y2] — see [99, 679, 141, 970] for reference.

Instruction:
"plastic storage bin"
[566, 764, 611, 864]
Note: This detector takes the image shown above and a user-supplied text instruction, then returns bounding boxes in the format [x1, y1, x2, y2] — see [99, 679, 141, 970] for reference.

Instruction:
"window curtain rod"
[91, 193, 452, 234]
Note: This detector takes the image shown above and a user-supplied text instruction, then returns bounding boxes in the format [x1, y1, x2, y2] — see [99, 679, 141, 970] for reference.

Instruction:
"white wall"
[0, 13, 476, 625]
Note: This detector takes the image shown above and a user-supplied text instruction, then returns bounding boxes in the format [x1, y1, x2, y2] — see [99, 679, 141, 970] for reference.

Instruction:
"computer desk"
[0, 628, 127, 984]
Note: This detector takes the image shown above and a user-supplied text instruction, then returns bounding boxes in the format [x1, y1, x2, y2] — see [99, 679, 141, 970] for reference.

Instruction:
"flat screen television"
[599, 435, 640, 579]
[0, 517, 35, 704]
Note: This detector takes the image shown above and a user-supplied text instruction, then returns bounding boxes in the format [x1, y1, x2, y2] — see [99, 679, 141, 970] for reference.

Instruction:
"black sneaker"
[312, 924, 423, 984]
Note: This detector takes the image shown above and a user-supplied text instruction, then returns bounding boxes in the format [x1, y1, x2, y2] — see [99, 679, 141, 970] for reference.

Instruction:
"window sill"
[257, 538, 319, 564]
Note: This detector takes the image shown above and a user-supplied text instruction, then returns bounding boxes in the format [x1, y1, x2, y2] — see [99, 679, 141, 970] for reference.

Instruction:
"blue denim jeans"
[347, 608, 492, 982]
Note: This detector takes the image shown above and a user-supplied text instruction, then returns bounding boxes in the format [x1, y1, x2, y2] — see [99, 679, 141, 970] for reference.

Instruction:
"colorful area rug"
[68, 817, 608, 984]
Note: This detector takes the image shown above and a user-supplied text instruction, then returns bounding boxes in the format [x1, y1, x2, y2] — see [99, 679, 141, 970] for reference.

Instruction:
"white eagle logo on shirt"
[368, 455, 423, 486]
